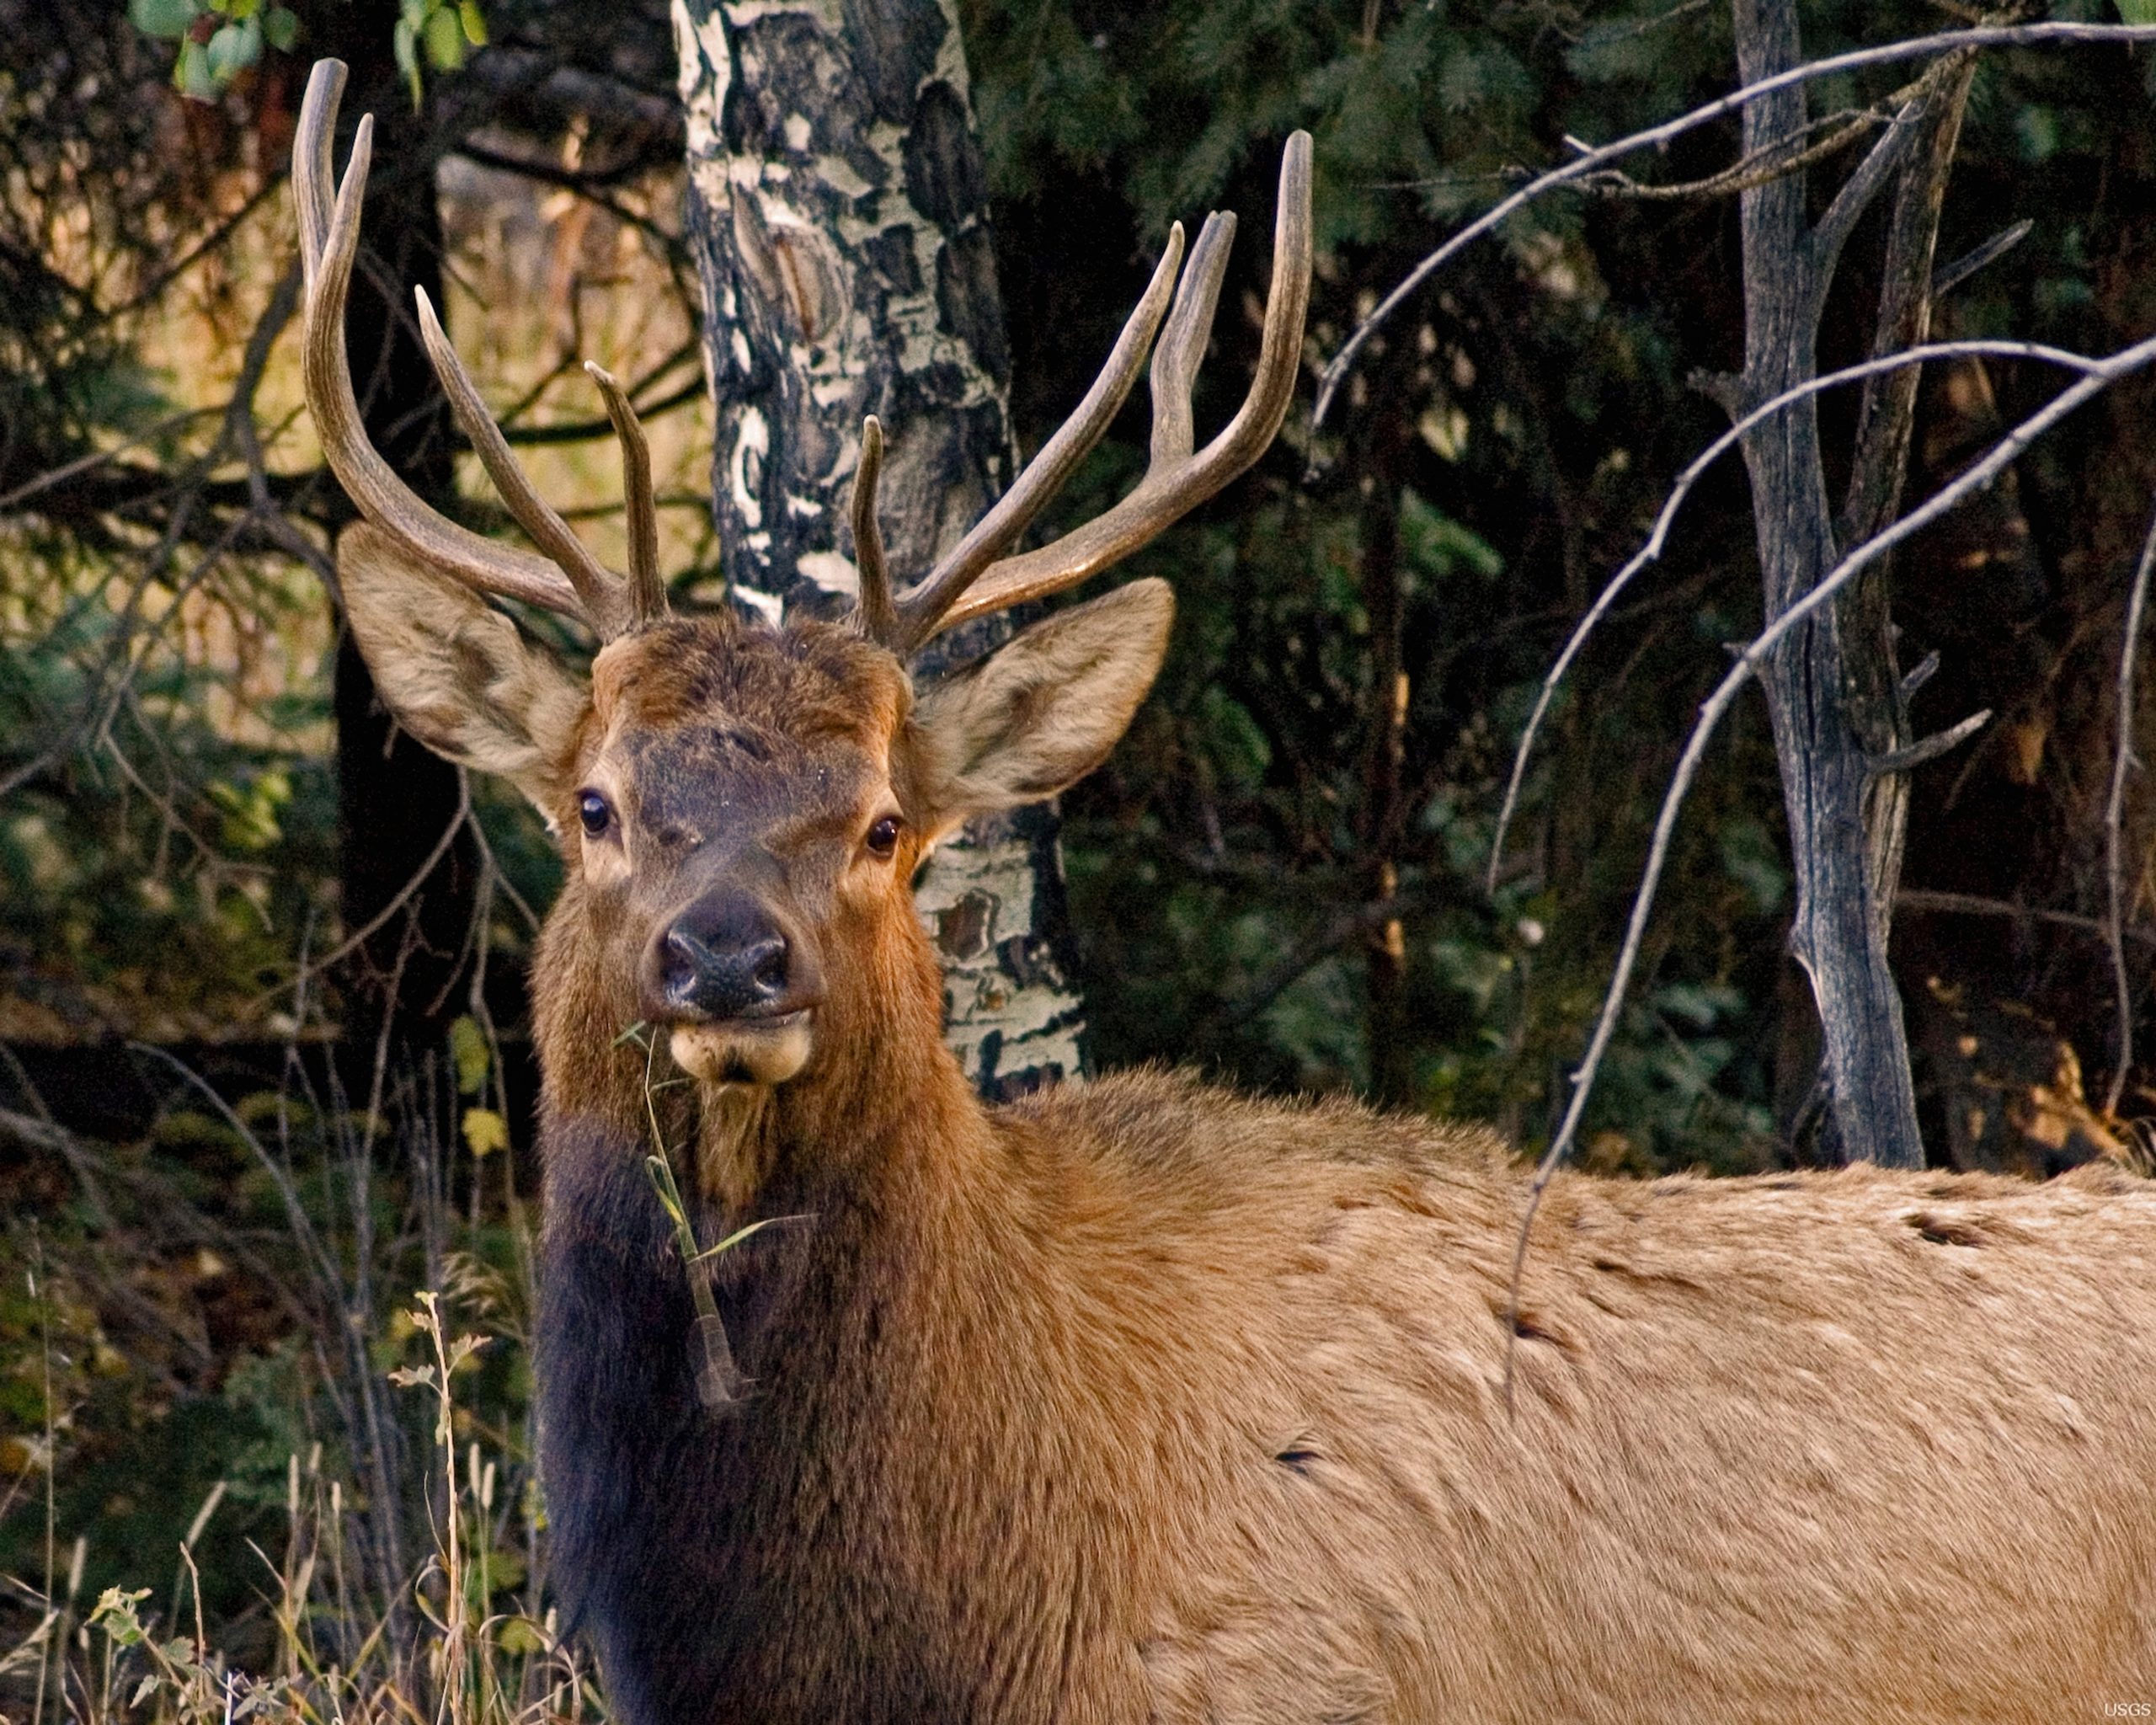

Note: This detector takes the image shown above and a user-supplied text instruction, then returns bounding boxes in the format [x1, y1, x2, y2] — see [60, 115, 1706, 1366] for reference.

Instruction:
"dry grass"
[9, 1286, 605, 1725]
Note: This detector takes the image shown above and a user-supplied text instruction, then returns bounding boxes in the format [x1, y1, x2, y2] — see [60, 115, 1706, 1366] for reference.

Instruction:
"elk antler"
[849, 131, 1314, 656]
[295, 59, 665, 640]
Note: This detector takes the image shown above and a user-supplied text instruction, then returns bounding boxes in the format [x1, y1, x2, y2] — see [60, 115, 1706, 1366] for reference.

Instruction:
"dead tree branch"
[1315, 18, 2156, 431]
[2104, 503, 2156, 1116]
[1487, 335, 2103, 892]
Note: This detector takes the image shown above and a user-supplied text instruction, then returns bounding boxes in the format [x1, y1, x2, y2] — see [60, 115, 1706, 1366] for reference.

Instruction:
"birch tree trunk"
[671, 0, 1086, 1097]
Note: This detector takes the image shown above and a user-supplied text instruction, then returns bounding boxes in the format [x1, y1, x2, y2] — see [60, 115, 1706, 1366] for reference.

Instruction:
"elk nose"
[658, 914, 793, 1020]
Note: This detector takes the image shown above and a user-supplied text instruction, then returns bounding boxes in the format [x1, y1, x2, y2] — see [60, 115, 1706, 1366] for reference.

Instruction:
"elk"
[294, 57, 2156, 1724]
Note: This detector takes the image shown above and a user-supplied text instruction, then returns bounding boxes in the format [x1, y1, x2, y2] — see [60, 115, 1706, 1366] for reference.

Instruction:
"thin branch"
[1503, 319, 2156, 1398]
[1897, 888, 2156, 946]
[0, 409, 213, 513]
[238, 772, 474, 1018]
[1486, 337, 2106, 893]
[1932, 219, 2031, 298]
[1867, 708, 1988, 775]
[2104, 501, 2156, 1115]
[1315, 19, 2156, 430]
[1572, 100, 1889, 203]
[1809, 77, 1935, 270]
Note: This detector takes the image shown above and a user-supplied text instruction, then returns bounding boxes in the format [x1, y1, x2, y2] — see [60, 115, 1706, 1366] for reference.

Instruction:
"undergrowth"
[0, 1021, 609, 1724]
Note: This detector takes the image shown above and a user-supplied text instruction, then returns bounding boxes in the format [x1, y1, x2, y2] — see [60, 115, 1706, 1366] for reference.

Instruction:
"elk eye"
[578, 791, 612, 838]
[866, 814, 901, 858]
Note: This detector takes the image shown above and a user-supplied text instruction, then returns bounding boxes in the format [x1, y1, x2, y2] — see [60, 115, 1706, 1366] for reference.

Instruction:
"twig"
[1931, 220, 2031, 299]
[1897, 888, 2156, 946]
[1867, 708, 1989, 776]
[1486, 337, 2106, 894]
[1574, 99, 1890, 203]
[1502, 320, 2156, 1402]
[0, 410, 213, 514]
[238, 772, 473, 1017]
[1315, 19, 2156, 431]
[2104, 501, 2156, 1116]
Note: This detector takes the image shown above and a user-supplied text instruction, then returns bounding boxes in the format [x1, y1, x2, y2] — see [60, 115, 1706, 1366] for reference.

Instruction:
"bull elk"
[294, 58, 2156, 1723]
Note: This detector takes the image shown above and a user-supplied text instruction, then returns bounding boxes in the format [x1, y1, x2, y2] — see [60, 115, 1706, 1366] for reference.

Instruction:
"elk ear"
[337, 523, 588, 811]
[906, 578, 1173, 836]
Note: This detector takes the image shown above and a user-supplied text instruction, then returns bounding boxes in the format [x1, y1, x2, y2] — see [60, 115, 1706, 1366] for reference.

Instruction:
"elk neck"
[531, 860, 999, 1272]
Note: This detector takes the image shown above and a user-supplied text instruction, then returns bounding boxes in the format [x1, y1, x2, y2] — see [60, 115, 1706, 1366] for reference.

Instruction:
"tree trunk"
[1721, 0, 1927, 1167]
[318, 20, 481, 1054]
[675, 0, 1086, 1097]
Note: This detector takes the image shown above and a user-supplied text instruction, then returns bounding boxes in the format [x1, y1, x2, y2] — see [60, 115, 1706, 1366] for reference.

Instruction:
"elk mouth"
[669, 1011, 815, 1087]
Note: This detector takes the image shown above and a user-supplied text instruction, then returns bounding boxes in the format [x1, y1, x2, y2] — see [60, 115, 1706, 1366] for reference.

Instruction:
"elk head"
[296, 59, 1310, 1115]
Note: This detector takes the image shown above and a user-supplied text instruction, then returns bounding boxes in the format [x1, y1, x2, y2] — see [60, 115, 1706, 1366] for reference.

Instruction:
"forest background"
[4, 0, 2156, 1717]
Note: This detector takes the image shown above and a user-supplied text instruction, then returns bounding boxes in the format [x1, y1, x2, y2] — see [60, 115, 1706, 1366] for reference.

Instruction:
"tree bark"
[674, 0, 1086, 1097]
[317, 16, 482, 1054]
[1721, 0, 1933, 1167]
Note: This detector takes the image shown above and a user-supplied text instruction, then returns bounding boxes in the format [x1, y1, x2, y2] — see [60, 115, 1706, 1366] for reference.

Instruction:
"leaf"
[262, 4, 296, 49]
[424, 2, 467, 70]
[392, 14, 420, 105]
[130, 0, 200, 38]
[449, 1014, 490, 1094]
[2121, 0, 2156, 21]
[458, 0, 488, 46]
[461, 1107, 508, 1159]
[176, 37, 219, 99]
[205, 19, 260, 83]
[224, 0, 258, 19]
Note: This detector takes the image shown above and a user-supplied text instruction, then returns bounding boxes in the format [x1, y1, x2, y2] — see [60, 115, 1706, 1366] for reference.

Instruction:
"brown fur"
[337, 532, 2156, 1721]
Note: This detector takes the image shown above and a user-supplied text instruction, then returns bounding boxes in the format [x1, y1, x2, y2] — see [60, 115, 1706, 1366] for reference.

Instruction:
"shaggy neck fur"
[530, 884, 1014, 1722]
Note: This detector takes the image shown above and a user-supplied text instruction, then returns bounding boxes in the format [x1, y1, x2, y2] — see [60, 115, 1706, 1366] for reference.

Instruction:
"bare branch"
[1810, 82, 1931, 271]
[1574, 101, 1891, 203]
[1933, 220, 2032, 299]
[2104, 501, 2156, 1115]
[1486, 337, 2108, 894]
[1898, 888, 2156, 947]
[1868, 708, 1989, 776]
[1520, 318, 2156, 1221]
[1315, 19, 2156, 430]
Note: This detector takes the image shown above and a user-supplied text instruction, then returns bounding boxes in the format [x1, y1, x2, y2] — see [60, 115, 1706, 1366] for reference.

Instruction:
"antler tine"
[414, 288, 630, 636]
[849, 416, 898, 644]
[903, 131, 1315, 650]
[296, 60, 339, 277]
[584, 363, 669, 628]
[882, 225, 1189, 655]
[295, 60, 616, 628]
[1148, 210, 1236, 467]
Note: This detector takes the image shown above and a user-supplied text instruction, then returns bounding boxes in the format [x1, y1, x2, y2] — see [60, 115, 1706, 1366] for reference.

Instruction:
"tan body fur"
[947, 1075, 2156, 1719]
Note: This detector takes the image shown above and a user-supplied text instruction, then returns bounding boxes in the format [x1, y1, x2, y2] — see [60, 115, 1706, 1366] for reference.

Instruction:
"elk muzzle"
[645, 889, 822, 1087]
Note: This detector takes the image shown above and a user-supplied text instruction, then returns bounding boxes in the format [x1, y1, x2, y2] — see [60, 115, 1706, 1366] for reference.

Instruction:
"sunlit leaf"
[450, 1014, 491, 1094]
[424, 2, 468, 70]
[462, 1107, 509, 1159]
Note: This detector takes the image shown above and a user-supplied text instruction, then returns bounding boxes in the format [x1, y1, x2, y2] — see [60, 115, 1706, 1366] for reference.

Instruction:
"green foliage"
[396, 0, 489, 106]
[127, 0, 301, 99]
[127, 0, 491, 103]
